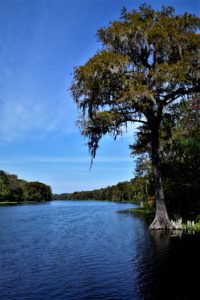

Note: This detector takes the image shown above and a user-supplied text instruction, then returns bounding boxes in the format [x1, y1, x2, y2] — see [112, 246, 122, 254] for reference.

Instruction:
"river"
[0, 201, 199, 299]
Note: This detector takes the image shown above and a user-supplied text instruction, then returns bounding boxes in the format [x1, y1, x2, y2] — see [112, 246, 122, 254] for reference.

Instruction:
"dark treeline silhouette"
[0, 170, 52, 203]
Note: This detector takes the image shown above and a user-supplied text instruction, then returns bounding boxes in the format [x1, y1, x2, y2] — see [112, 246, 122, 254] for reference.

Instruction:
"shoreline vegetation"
[121, 206, 200, 233]
[0, 201, 19, 206]
[0, 170, 52, 204]
[53, 180, 140, 203]
[0, 201, 50, 206]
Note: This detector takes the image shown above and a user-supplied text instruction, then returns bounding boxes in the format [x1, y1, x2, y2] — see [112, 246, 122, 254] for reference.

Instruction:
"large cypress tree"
[71, 5, 200, 229]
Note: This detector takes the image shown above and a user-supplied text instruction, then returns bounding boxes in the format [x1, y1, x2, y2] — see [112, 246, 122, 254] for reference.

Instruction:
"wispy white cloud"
[0, 6, 77, 143]
[0, 154, 135, 165]
[0, 93, 76, 142]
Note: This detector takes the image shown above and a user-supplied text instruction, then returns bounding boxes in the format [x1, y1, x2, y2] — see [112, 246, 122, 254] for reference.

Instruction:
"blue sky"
[0, 0, 199, 193]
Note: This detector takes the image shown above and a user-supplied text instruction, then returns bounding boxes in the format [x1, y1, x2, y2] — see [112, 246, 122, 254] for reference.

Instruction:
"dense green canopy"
[0, 170, 52, 203]
[71, 4, 199, 158]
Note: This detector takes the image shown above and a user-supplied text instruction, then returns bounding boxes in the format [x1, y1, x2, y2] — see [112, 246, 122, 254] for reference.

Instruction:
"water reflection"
[145, 230, 200, 300]
[0, 201, 199, 300]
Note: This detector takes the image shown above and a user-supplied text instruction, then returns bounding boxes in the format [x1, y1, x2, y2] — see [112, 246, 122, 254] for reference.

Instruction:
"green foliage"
[128, 205, 155, 225]
[0, 170, 52, 203]
[183, 222, 200, 232]
[53, 176, 151, 204]
[0, 171, 12, 201]
[22, 181, 52, 202]
[70, 5, 200, 226]
[71, 4, 199, 159]
[131, 97, 200, 219]
[159, 99, 200, 218]
[54, 181, 132, 202]
[195, 215, 200, 223]
[54, 181, 135, 202]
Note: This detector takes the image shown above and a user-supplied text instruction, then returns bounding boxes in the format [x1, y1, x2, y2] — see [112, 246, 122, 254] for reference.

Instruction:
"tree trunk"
[149, 126, 173, 230]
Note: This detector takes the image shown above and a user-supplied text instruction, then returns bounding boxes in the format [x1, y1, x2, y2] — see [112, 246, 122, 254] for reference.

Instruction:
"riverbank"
[0, 201, 50, 206]
[123, 207, 200, 232]
[183, 223, 200, 232]
[0, 201, 19, 206]
[119, 206, 154, 225]
[0, 199, 135, 206]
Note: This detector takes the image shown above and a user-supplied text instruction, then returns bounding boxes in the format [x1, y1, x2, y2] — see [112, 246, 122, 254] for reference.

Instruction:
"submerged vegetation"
[0, 170, 52, 204]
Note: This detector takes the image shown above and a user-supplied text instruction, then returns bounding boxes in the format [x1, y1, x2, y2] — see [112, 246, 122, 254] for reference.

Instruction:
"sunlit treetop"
[71, 4, 200, 158]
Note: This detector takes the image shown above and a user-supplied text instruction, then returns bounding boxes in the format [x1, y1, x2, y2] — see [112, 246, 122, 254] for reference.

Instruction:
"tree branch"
[125, 117, 148, 125]
[163, 86, 199, 105]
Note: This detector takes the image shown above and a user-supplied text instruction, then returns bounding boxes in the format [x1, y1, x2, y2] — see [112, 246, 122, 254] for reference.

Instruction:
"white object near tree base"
[171, 218, 183, 229]
[186, 220, 195, 227]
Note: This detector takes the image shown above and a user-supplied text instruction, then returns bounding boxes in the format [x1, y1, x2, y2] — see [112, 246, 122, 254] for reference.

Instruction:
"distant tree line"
[53, 177, 150, 203]
[0, 170, 52, 203]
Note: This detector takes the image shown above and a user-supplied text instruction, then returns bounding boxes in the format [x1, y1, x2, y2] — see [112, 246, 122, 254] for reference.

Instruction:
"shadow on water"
[138, 229, 200, 300]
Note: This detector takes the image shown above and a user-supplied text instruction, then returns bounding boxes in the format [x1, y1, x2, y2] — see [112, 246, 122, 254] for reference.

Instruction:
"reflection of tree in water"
[150, 230, 183, 252]
[151, 230, 171, 251]
[136, 231, 200, 300]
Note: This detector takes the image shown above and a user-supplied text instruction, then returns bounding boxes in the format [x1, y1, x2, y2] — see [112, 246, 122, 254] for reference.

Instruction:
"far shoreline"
[0, 201, 51, 206]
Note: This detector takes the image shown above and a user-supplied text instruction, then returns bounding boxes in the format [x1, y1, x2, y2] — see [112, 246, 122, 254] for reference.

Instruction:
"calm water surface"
[0, 201, 199, 300]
